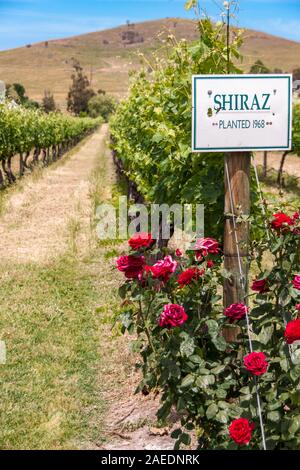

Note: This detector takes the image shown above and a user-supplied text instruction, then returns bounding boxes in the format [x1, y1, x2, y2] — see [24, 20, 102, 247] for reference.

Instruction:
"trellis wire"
[225, 159, 267, 451]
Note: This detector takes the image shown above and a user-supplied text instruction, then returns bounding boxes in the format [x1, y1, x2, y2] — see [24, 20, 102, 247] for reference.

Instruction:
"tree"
[292, 67, 300, 81]
[88, 94, 116, 121]
[67, 61, 95, 115]
[6, 82, 40, 109]
[42, 90, 56, 113]
[249, 60, 270, 74]
[6, 82, 27, 103]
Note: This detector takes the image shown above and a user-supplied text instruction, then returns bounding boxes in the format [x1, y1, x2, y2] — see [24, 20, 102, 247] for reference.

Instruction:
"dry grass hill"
[0, 18, 299, 108]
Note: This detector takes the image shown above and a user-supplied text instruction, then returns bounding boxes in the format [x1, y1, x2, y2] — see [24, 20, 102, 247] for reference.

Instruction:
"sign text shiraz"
[192, 74, 292, 152]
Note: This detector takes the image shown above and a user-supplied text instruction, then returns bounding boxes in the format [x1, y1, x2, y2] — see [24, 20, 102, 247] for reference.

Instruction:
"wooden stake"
[224, 152, 251, 306]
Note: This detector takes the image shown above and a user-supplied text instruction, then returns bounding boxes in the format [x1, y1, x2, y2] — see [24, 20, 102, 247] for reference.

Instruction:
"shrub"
[88, 94, 116, 121]
[116, 214, 300, 449]
[111, 19, 259, 240]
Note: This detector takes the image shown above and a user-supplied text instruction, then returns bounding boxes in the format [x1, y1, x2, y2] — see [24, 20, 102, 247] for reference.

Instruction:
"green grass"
[0, 255, 105, 449]
[0, 131, 126, 450]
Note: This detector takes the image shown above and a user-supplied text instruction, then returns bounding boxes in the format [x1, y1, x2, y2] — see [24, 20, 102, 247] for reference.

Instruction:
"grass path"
[0, 126, 130, 449]
[3, 127, 297, 450]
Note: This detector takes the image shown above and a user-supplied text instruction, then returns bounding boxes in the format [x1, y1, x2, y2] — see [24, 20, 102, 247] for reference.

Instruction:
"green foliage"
[42, 90, 57, 114]
[292, 104, 300, 156]
[111, 19, 258, 239]
[6, 82, 40, 109]
[0, 103, 101, 160]
[249, 60, 271, 74]
[293, 68, 300, 81]
[117, 214, 300, 448]
[88, 94, 117, 121]
[67, 61, 95, 115]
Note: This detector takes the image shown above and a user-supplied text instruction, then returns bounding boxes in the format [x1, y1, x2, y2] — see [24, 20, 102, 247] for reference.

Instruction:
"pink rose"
[195, 237, 220, 258]
[150, 255, 177, 283]
[177, 267, 204, 288]
[229, 418, 254, 445]
[116, 255, 145, 279]
[284, 318, 300, 344]
[128, 232, 153, 251]
[296, 304, 300, 311]
[159, 304, 188, 328]
[271, 213, 294, 232]
[292, 275, 300, 290]
[224, 303, 248, 322]
[251, 278, 269, 293]
[243, 352, 268, 376]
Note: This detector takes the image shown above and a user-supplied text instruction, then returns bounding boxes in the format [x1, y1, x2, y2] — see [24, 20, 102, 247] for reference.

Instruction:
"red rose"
[195, 237, 220, 258]
[207, 260, 214, 269]
[284, 318, 300, 344]
[224, 303, 248, 322]
[271, 213, 294, 231]
[292, 275, 300, 290]
[229, 418, 254, 445]
[175, 249, 183, 257]
[159, 304, 188, 328]
[178, 267, 204, 288]
[296, 304, 300, 311]
[150, 255, 177, 283]
[243, 352, 268, 376]
[116, 255, 145, 279]
[128, 232, 153, 251]
[293, 212, 299, 220]
[251, 278, 269, 293]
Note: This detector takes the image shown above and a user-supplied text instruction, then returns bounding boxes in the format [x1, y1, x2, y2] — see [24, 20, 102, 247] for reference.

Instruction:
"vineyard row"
[0, 104, 102, 185]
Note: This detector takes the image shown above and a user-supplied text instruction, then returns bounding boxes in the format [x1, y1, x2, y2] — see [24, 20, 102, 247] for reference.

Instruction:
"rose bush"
[115, 208, 300, 450]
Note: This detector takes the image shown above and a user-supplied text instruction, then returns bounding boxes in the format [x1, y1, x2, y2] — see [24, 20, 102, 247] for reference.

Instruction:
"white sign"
[192, 74, 292, 152]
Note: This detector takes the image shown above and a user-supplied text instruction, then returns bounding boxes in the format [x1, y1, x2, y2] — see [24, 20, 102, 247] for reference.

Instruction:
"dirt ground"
[254, 151, 300, 179]
[0, 126, 108, 264]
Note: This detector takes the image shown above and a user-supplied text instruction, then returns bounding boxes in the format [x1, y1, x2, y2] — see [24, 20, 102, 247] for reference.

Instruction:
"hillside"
[0, 18, 299, 108]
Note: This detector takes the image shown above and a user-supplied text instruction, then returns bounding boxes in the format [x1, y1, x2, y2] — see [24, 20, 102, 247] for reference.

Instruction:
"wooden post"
[223, 152, 251, 341]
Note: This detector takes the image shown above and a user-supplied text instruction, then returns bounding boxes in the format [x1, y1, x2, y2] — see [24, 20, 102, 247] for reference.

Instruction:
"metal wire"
[225, 159, 267, 451]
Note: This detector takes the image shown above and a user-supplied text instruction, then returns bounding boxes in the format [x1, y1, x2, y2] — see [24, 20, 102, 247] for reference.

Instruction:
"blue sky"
[0, 0, 299, 51]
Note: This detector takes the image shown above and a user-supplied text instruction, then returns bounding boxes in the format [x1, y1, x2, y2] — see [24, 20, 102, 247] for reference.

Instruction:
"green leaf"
[196, 374, 215, 388]
[215, 410, 228, 424]
[171, 428, 182, 439]
[181, 433, 191, 446]
[184, 0, 196, 11]
[181, 374, 195, 388]
[206, 319, 219, 338]
[267, 411, 281, 422]
[290, 363, 300, 382]
[280, 358, 289, 372]
[258, 325, 274, 345]
[212, 336, 227, 351]
[211, 364, 226, 375]
[189, 355, 205, 366]
[288, 416, 300, 435]
[180, 336, 195, 357]
[206, 403, 218, 420]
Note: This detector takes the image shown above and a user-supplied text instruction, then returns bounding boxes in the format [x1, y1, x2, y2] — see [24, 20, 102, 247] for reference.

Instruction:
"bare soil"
[254, 152, 300, 179]
[0, 126, 108, 264]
